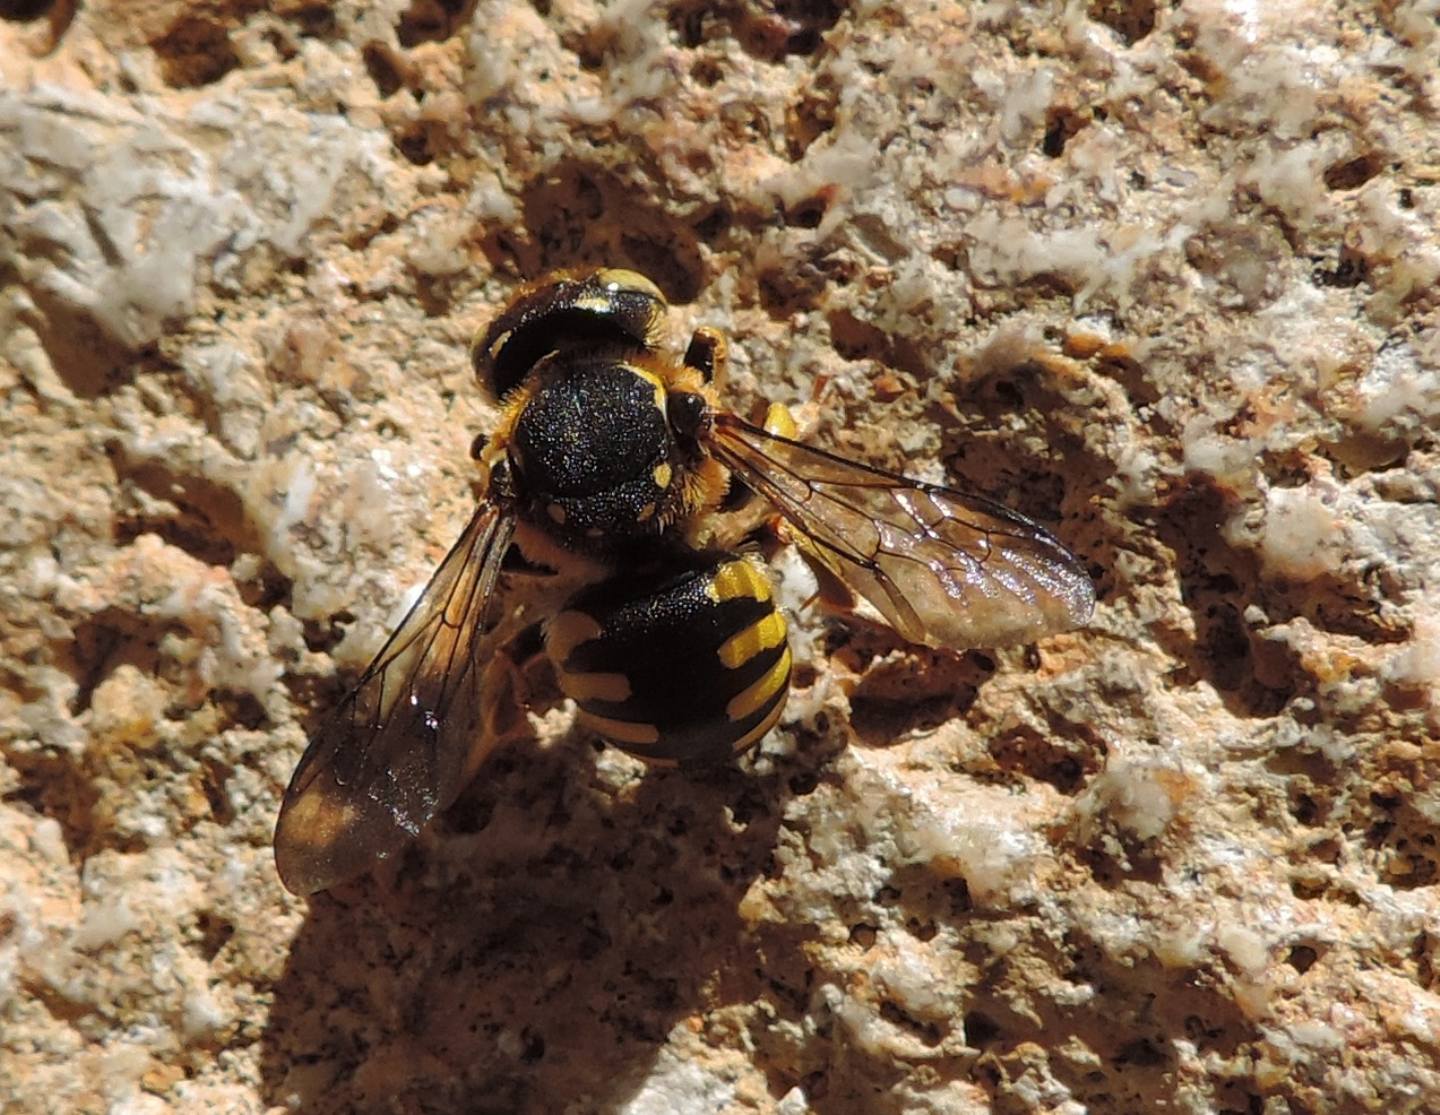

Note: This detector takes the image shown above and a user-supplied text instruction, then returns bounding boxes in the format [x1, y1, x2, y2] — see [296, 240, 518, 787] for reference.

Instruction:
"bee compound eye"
[667, 391, 709, 444]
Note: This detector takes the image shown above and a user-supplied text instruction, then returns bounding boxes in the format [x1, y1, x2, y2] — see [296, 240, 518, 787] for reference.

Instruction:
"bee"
[274, 269, 1095, 895]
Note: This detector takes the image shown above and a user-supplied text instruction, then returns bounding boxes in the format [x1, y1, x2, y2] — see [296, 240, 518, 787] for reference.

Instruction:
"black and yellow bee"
[273, 269, 1095, 895]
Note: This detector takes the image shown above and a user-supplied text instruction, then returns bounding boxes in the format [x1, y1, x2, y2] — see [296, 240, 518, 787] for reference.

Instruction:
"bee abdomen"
[546, 554, 791, 767]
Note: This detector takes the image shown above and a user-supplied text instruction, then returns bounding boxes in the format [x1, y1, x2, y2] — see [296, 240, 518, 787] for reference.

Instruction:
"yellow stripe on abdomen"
[726, 647, 792, 723]
[557, 670, 631, 702]
[707, 559, 772, 604]
[728, 688, 789, 754]
[717, 611, 786, 669]
[547, 611, 602, 662]
[576, 711, 660, 746]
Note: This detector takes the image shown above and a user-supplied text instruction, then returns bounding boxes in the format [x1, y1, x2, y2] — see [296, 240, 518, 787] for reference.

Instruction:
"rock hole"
[301, 611, 354, 654]
[737, 0, 842, 60]
[964, 1010, 1001, 1046]
[691, 203, 732, 243]
[1286, 944, 1318, 973]
[618, 232, 704, 304]
[1042, 107, 1085, 158]
[1323, 152, 1384, 192]
[785, 191, 831, 229]
[0, 0, 53, 19]
[879, 1000, 944, 1046]
[1089, 0, 1157, 45]
[363, 42, 406, 98]
[1312, 245, 1367, 288]
[690, 55, 724, 85]
[395, 121, 436, 165]
[152, 17, 240, 88]
[398, 0, 472, 46]
[787, 770, 819, 796]
[1113, 1037, 1169, 1068]
[826, 308, 889, 362]
[292, 4, 336, 37]
[194, 911, 236, 961]
[786, 82, 838, 158]
[758, 261, 827, 318]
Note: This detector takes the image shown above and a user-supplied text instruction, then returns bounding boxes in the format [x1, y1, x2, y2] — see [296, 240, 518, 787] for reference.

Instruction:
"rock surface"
[2, 1, 1438, 1112]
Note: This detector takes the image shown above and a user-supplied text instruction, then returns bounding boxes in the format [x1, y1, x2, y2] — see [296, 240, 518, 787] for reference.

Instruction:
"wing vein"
[274, 503, 517, 895]
[708, 413, 1094, 650]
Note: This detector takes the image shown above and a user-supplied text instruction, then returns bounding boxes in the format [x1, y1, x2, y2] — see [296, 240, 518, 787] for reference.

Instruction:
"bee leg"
[798, 552, 859, 614]
[683, 326, 728, 386]
[471, 645, 535, 781]
[762, 501, 857, 615]
[711, 402, 805, 535]
[761, 402, 798, 438]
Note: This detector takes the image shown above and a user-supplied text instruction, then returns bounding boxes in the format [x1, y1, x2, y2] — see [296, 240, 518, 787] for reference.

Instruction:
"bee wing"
[274, 503, 517, 895]
[708, 414, 1094, 649]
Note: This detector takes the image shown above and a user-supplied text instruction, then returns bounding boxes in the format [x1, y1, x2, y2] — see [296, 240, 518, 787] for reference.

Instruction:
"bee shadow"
[260, 731, 789, 1114]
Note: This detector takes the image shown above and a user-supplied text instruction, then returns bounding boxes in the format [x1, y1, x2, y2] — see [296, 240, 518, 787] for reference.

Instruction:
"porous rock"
[2, 1, 1438, 1112]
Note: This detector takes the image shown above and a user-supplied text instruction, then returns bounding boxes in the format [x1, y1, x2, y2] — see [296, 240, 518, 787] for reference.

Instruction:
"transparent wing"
[708, 413, 1094, 649]
[274, 503, 517, 895]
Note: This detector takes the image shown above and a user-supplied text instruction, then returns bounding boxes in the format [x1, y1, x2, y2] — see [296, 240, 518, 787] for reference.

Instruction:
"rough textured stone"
[2, 0, 1438, 1112]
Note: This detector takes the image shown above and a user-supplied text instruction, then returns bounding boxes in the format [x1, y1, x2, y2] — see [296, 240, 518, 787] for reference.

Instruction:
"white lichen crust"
[2, 0, 1438, 1112]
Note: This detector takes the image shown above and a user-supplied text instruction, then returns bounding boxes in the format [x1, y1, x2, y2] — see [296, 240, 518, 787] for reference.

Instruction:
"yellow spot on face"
[559, 670, 632, 703]
[653, 462, 672, 490]
[707, 560, 773, 604]
[577, 711, 661, 746]
[546, 611, 603, 663]
[486, 329, 512, 362]
[726, 647, 792, 722]
[637, 502, 657, 523]
[547, 502, 567, 524]
[763, 402, 798, 439]
[718, 611, 787, 669]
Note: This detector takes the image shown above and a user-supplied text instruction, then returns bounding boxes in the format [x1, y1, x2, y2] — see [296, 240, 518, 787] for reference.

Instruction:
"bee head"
[473, 269, 668, 400]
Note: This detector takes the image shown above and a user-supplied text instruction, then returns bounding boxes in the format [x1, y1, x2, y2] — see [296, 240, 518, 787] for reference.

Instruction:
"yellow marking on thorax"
[717, 611, 787, 669]
[558, 670, 632, 703]
[547, 611, 603, 663]
[726, 647, 792, 722]
[629, 365, 668, 411]
[576, 710, 660, 746]
[653, 462, 672, 489]
[706, 560, 772, 604]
